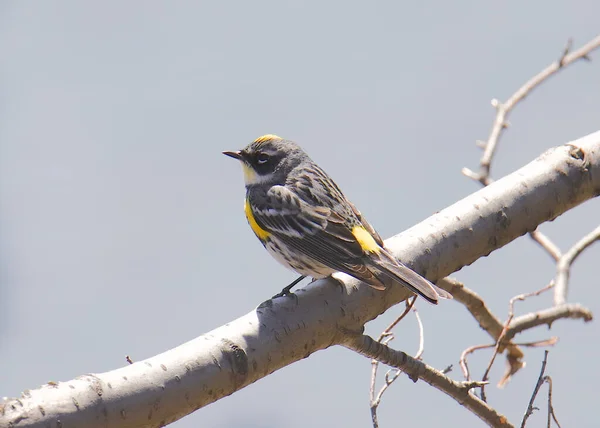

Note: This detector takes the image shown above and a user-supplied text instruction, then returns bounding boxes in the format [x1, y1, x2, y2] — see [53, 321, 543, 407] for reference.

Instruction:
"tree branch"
[436, 278, 524, 361]
[529, 230, 562, 262]
[2, 132, 599, 427]
[462, 36, 600, 267]
[462, 36, 600, 184]
[344, 334, 511, 428]
[479, 282, 555, 400]
[505, 304, 593, 341]
[554, 225, 600, 305]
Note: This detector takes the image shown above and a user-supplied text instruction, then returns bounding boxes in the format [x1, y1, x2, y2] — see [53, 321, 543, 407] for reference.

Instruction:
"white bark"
[2, 131, 599, 428]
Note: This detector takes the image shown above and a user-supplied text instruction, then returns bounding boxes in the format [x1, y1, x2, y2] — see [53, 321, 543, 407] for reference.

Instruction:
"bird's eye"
[257, 153, 270, 164]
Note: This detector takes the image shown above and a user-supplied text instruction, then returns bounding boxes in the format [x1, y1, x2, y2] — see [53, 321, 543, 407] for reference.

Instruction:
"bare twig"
[449, 35, 600, 425]
[437, 278, 525, 360]
[559, 39, 574, 66]
[507, 282, 555, 317]
[369, 226, 594, 426]
[521, 351, 549, 427]
[346, 334, 511, 427]
[462, 35, 600, 184]
[460, 344, 495, 382]
[441, 276, 590, 390]
[445, 274, 592, 396]
[521, 351, 561, 428]
[506, 303, 593, 341]
[376, 297, 417, 342]
[529, 229, 563, 262]
[371, 297, 416, 380]
[460, 337, 557, 394]
[545, 377, 562, 428]
[459, 282, 555, 398]
[492, 280, 558, 392]
[369, 297, 417, 428]
[480, 337, 506, 402]
[479, 282, 555, 398]
[413, 306, 425, 360]
[513, 337, 558, 348]
[554, 225, 600, 305]
[462, 36, 600, 270]
[497, 337, 559, 390]
[438, 277, 529, 386]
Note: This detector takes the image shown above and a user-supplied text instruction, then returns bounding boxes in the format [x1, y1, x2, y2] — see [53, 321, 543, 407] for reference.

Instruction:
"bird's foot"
[272, 275, 306, 299]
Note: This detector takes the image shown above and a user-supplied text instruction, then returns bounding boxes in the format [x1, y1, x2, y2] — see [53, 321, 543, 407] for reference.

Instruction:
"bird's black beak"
[222, 150, 243, 160]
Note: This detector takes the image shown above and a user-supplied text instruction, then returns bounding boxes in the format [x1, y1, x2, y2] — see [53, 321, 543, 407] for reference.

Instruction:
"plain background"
[1, 2, 599, 427]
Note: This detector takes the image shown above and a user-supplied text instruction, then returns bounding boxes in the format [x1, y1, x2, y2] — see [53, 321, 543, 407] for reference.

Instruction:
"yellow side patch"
[244, 198, 271, 241]
[352, 226, 381, 254]
[253, 134, 281, 144]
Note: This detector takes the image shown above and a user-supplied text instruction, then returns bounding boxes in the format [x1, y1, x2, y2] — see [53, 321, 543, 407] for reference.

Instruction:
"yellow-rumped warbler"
[224, 135, 451, 304]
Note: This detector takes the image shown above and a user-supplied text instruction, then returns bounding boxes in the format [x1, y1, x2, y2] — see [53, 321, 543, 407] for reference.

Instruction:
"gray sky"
[1, 2, 599, 427]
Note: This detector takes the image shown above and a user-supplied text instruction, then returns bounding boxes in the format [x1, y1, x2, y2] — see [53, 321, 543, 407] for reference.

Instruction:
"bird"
[223, 134, 452, 304]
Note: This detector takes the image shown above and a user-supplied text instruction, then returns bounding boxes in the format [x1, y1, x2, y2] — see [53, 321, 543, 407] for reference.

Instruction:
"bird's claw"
[271, 275, 306, 299]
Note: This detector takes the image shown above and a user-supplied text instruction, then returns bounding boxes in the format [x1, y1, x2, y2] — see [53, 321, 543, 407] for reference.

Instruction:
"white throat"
[242, 163, 273, 186]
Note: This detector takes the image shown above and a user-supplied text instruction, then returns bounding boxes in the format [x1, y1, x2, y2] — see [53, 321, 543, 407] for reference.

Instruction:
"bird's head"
[223, 134, 308, 187]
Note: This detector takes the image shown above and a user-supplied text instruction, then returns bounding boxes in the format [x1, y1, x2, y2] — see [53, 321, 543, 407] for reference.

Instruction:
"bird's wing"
[250, 185, 386, 288]
[251, 186, 452, 302]
[346, 200, 384, 247]
[348, 199, 451, 303]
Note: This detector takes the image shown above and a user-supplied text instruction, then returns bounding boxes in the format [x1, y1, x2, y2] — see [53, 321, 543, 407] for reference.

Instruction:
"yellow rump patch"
[352, 226, 381, 254]
[244, 198, 271, 241]
[253, 134, 282, 144]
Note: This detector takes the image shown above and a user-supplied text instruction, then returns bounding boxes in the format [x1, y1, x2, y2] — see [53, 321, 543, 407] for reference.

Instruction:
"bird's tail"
[368, 250, 452, 305]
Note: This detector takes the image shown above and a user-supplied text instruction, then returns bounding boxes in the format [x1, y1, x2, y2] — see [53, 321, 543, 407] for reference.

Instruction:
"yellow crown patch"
[253, 134, 282, 144]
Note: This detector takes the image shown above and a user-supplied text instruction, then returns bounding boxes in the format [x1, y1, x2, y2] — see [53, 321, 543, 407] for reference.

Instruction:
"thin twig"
[559, 39, 573, 66]
[554, 225, 600, 305]
[480, 333, 507, 402]
[374, 306, 427, 403]
[437, 278, 521, 356]
[447, 34, 600, 425]
[512, 283, 554, 307]
[346, 334, 511, 428]
[370, 297, 416, 397]
[529, 229, 563, 262]
[438, 278, 526, 380]
[447, 282, 592, 390]
[462, 35, 600, 184]
[514, 337, 558, 348]
[459, 337, 557, 394]
[545, 377, 562, 428]
[370, 35, 599, 427]
[369, 297, 417, 428]
[506, 303, 593, 341]
[462, 37, 600, 268]
[373, 306, 428, 400]
[521, 351, 552, 428]
[376, 296, 417, 342]
[460, 344, 495, 382]
[479, 282, 555, 399]
[413, 306, 425, 360]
